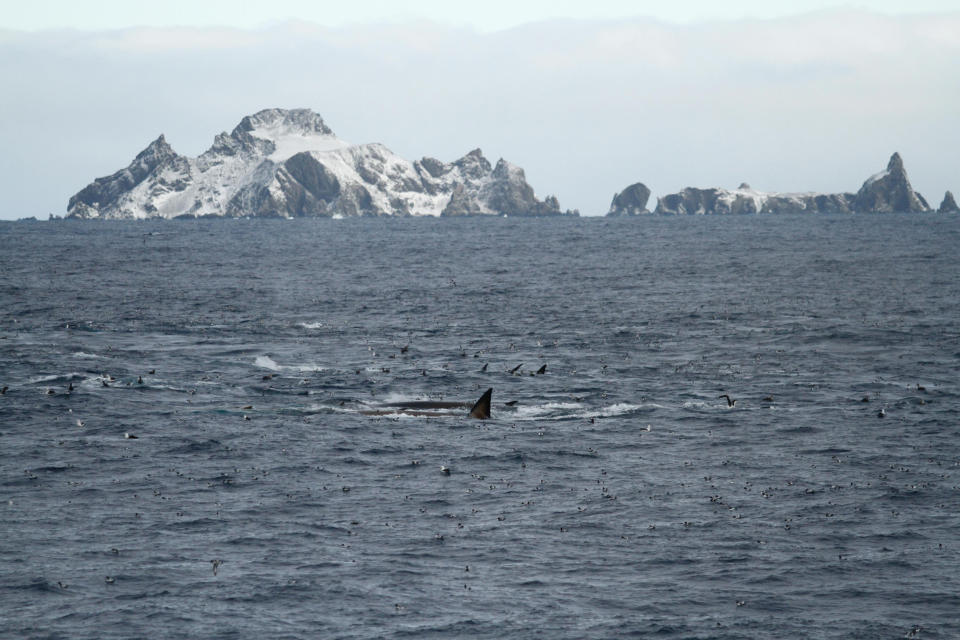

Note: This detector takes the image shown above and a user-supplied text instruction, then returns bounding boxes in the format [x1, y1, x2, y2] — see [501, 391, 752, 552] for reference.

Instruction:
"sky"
[1, 1, 958, 219]
[5, 0, 960, 31]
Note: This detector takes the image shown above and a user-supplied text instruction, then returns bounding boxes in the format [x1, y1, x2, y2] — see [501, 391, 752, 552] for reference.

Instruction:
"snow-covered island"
[608, 153, 944, 216]
[67, 108, 577, 219]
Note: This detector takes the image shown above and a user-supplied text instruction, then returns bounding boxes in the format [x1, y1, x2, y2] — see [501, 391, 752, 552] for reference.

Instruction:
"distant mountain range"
[64, 109, 956, 220]
[608, 153, 959, 216]
[66, 109, 577, 219]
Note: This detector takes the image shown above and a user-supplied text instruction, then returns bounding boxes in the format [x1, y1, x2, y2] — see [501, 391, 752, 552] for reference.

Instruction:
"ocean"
[1, 214, 958, 639]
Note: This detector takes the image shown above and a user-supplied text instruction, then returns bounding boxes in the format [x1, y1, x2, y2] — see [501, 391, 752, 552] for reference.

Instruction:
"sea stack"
[938, 191, 959, 213]
[852, 152, 930, 213]
[607, 182, 652, 216]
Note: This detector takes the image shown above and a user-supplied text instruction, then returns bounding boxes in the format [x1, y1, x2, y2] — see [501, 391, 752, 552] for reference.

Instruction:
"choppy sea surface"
[1, 214, 959, 639]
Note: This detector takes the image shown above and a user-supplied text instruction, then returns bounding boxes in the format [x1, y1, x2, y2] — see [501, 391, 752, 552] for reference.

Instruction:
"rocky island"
[608, 153, 940, 216]
[939, 191, 959, 213]
[67, 109, 577, 219]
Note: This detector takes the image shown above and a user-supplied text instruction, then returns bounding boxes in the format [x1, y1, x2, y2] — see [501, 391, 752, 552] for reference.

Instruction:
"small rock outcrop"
[607, 182, 651, 216]
[66, 109, 576, 219]
[938, 191, 959, 213]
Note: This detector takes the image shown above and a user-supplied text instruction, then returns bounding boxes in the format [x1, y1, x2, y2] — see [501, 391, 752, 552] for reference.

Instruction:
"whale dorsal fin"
[469, 388, 493, 419]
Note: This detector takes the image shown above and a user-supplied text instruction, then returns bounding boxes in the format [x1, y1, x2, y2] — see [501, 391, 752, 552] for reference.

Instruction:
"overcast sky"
[6, 0, 960, 30]
[1, 1, 958, 219]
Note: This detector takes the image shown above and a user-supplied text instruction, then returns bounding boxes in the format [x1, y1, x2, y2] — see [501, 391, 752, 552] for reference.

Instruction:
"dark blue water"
[2, 215, 959, 639]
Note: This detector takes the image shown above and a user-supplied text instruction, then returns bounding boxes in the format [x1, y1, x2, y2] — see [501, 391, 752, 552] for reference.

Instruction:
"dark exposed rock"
[643, 153, 927, 216]
[232, 152, 344, 217]
[473, 159, 573, 217]
[435, 155, 575, 217]
[607, 182, 651, 216]
[811, 193, 856, 213]
[67, 135, 188, 218]
[417, 157, 447, 179]
[479, 160, 537, 215]
[452, 149, 493, 180]
[335, 184, 376, 217]
[852, 152, 930, 213]
[283, 152, 341, 203]
[654, 188, 722, 215]
[653, 187, 856, 215]
[938, 190, 959, 213]
[441, 184, 485, 217]
[761, 193, 854, 214]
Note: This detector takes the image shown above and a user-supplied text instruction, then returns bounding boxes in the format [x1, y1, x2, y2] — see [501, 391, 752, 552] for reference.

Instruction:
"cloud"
[0, 10, 958, 220]
[90, 26, 267, 52]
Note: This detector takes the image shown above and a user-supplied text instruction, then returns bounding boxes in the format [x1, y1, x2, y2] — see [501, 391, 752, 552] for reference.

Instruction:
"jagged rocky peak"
[475, 157, 571, 217]
[940, 190, 960, 213]
[139, 134, 177, 161]
[853, 151, 930, 213]
[203, 108, 340, 161]
[66, 133, 189, 219]
[887, 151, 904, 172]
[492, 158, 525, 181]
[453, 148, 494, 179]
[234, 108, 334, 137]
[607, 183, 652, 216]
[66, 108, 575, 219]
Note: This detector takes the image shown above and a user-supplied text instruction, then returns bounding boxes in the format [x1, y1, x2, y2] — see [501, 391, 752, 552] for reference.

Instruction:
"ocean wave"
[254, 354, 326, 373]
[510, 401, 644, 421]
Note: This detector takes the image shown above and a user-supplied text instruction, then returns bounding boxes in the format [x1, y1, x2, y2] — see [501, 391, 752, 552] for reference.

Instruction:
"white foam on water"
[254, 355, 282, 371]
[511, 401, 645, 421]
[512, 402, 584, 420]
[378, 391, 460, 404]
[577, 402, 645, 419]
[295, 364, 326, 373]
[28, 374, 67, 384]
[78, 375, 110, 390]
[254, 355, 325, 373]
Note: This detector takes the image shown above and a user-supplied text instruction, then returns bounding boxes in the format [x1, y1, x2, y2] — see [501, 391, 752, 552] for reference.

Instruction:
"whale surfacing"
[359, 388, 493, 419]
[468, 388, 492, 420]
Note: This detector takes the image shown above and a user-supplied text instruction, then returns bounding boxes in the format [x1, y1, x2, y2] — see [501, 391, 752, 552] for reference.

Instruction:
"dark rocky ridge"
[609, 153, 934, 216]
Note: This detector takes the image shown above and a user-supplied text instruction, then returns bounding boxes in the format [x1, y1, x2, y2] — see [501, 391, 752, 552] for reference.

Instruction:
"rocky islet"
[609, 152, 949, 216]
